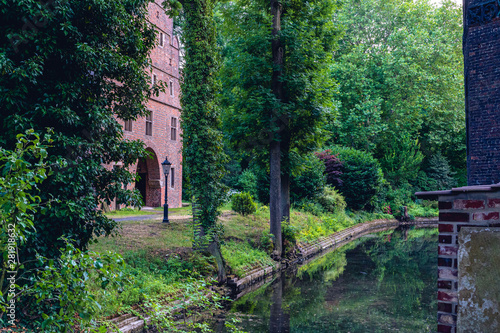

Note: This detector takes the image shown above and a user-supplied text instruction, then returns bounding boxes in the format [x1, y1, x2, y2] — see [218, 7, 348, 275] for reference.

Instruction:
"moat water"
[217, 227, 438, 333]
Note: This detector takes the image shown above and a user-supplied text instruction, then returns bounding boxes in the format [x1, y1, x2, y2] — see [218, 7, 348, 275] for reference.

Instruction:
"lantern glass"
[161, 157, 171, 176]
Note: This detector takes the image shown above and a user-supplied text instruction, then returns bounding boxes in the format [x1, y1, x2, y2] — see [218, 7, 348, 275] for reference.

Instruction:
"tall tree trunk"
[281, 128, 290, 224]
[179, 0, 227, 283]
[192, 200, 227, 284]
[270, 0, 283, 258]
[270, 141, 282, 257]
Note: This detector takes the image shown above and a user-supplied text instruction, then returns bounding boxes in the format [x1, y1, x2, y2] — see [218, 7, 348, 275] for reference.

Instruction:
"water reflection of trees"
[225, 228, 437, 333]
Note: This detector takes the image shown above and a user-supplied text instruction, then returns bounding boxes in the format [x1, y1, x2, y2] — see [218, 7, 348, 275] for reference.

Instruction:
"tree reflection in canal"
[222, 227, 438, 333]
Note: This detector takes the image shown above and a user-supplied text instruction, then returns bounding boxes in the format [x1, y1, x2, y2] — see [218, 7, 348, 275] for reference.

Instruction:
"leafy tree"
[415, 153, 456, 191]
[164, 0, 227, 281]
[219, 0, 341, 255]
[379, 134, 424, 186]
[0, 0, 155, 264]
[329, 0, 465, 178]
[238, 169, 259, 200]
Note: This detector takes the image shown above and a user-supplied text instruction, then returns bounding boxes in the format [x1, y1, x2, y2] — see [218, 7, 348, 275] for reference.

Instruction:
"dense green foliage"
[217, 0, 464, 217]
[1, 131, 50, 315]
[169, 0, 227, 239]
[0, 133, 127, 331]
[325, 147, 384, 210]
[419, 153, 457, 191]
[0, 0, 155, 260]
[290, 153, 327, 203]
[317, 186, 347, 213]
[218, 0, 342, 242]
[231, 192, 257, 216]
[329, 0, 465, 179]
[237, 169, 258, 200]
[219, 0, 340, 157]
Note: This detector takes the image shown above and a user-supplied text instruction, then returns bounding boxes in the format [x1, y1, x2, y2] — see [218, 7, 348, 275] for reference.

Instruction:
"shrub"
[329, 146, 384, 210]
[231, 192, 257, 216]
[315, 150, 343, 188]
[290, 153, 326, 202]
[282, 221, 299, 254]
[259, 230, 274, 254]
[370, 180, 414, 214]
[295, 199, 325, 216]
[237, 169, 258, 200]
[317, 186, 347, 213]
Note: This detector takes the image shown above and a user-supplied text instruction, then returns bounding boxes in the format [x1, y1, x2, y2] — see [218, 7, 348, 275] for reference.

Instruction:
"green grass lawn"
[90, 217, 193, 255]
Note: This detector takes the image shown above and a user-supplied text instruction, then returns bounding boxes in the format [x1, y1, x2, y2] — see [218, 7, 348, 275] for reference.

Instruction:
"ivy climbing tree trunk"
[270, 0, 283, 258]
[166, 0, 227, 283]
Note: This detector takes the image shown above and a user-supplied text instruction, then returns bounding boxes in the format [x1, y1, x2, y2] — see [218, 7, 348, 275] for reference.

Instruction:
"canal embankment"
[227, 217, 437, 298]
[109, 217, 437, 333]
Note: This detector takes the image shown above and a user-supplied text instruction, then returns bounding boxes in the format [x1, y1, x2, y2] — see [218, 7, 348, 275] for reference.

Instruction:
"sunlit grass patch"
[408, 201, 439, 217]
[222, 241, 276, 277]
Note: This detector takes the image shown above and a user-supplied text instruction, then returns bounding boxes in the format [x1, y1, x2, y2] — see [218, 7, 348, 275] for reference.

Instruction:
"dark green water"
[220, 227, 438, 333]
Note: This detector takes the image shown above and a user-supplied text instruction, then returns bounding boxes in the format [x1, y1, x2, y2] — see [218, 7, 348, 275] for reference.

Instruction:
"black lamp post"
[161, 157, 172, 223]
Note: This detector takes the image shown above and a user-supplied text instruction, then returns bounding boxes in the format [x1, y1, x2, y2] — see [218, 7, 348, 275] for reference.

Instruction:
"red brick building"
[114, 0, 182, 209]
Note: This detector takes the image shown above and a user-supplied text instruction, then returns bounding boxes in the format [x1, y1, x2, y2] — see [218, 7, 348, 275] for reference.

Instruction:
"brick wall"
[464, 0, 500, 185]
[111, 0, 182, 209]
[436, 192, 500, 333]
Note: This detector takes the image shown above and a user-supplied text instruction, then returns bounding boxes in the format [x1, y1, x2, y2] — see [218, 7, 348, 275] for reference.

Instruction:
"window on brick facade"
[170, 168, 175, 188]
[170, 117, 177, 140]
[124, 120, 133, 132]
[146, 112, 153, 136]
[152, 73, 157, 86]
[170, 80, 174, 97]
[159, 32, 164, 47]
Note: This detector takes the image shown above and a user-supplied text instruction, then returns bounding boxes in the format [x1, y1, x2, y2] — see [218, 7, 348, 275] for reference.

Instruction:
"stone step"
[119, 318, 145, 333]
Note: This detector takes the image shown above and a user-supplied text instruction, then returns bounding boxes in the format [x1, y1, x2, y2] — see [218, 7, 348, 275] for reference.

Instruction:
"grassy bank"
[89, 201, 438, 329]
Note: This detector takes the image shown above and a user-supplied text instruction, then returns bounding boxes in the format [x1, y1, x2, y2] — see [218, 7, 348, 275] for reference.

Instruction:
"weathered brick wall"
[437, 192, 500, 333]
[465, 0, 500, 185]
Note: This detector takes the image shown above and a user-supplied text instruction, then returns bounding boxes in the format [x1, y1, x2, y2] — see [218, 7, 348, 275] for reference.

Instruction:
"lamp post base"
[162, 203, 169, 223]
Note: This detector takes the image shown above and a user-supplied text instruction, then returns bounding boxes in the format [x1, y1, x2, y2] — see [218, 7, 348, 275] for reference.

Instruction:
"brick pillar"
[464, 0, 500, 185]
[436, 194, 500, 333]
